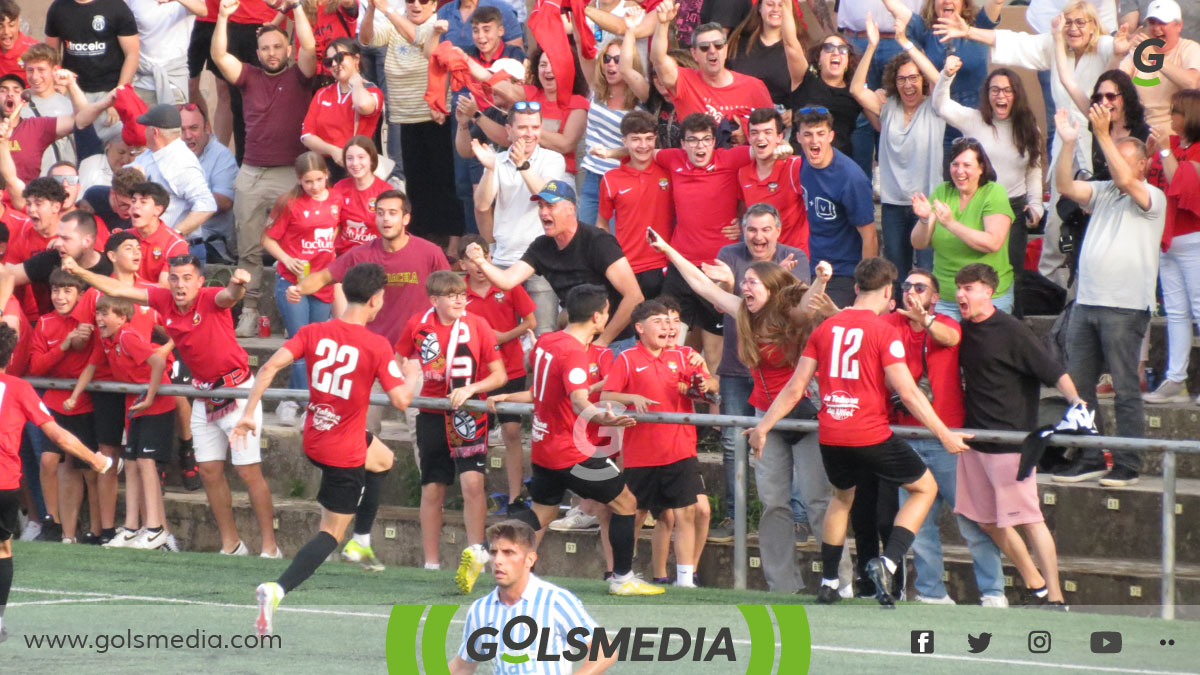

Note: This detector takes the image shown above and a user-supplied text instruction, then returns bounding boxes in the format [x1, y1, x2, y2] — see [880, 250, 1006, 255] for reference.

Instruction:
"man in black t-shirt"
[0, 210, 112, 315]
[462, 181, 644, 347]
[955, 263, 1081, 607]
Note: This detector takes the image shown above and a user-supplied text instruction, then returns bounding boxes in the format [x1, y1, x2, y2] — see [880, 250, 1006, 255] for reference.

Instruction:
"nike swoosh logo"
[635, 366, 648, 372]
[619, 188, 633, 194]
[47, 339, 60, 345]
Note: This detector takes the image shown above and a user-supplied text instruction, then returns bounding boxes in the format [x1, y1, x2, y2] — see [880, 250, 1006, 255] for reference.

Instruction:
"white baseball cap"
[1146, 0, 1182, 24]
[488, 58, 526, 82]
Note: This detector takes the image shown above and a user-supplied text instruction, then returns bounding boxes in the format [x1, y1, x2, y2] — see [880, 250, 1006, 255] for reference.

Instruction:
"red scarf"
[528, 0, 596, 108]
[425, 41, 493, 114]
[112, 85, 148, 147]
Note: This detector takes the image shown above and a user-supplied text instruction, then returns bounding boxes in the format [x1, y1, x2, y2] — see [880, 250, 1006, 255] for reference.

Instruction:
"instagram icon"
[1028, 631, 1052, 653]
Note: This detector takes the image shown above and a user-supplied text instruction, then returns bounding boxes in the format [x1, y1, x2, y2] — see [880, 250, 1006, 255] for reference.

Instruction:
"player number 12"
[828, 326, 863, 380]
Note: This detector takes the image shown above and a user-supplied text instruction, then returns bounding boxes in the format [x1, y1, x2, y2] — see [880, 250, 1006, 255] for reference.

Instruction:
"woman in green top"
[910, 137, 1015, 320]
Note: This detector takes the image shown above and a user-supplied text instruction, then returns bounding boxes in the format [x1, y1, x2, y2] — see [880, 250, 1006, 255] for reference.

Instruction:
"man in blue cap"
[462, 180, 644, 348]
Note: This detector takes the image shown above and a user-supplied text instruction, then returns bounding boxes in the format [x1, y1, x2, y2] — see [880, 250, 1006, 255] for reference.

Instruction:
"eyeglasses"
[437, 292, 468, 301]
[896, 74, 924, 85]
[54, 175, 80, 185]
[405, 0, 435, 4]
[602, 54, 620, 65]
[694, 40, 726, 53]
[901, 281, 930, 293]
[323, 52, 349, 68]
[1062, 18, 1090, 29]
[1092, 91, 1121, 103]
[821, 43, 850, 55]
[797, 106, 830, 115]
[683, 135, 715, 146]
[512, 101, 542, 112]
[988, 86, 1013, 96]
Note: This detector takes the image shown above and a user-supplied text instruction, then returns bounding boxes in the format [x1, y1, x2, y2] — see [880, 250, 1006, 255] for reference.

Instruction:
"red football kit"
[145, 286, 249, 386]
[2, 296, 31, 376]
[882, 312, 966, 428]
[603, 344, 697, 467]
[749, 342, 796, 411]
[89, 324, 176, 418]
[0, 373, 54, 489]
[283, 319, 407, 467]
[264, 193, 339, 302]
[802, 308, 907, 446]
[332, 177, 388, 254]
[4, 218, 55, 321]
[598, 159, 673, 273]
[672, 68, 773, 139]
[465, 283, 535, 380]
[134, 221, 188, 283]
[529, 331, 595, 470]
[655, 147, 753, 264]
[29, 312, 97, 414]
[73, 281, 163, 383]
[584, 341, 614, 450]
[738, 156, 808, 254]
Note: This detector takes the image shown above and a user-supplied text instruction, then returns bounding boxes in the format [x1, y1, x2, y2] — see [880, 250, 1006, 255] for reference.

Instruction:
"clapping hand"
[778, 253, 798, 272]
[471, 139, 496, 171]
[932, 200, 954, 226]
[455, 95, 478, 124]
[912, 192, 933, 220]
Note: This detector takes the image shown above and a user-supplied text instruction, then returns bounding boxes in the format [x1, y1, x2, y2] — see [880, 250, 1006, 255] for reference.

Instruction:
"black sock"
[148, 526, 163, 534]
[821, 543, 843, 581]
[883, 526, 916, 569]
[353, 470, 387, 536]
[102, 527, 116, 539]
[0, 557, 12, 615]
[609, 514, 635, 577]
[511, 505, 542, 531]
[277, 531, 338, 593]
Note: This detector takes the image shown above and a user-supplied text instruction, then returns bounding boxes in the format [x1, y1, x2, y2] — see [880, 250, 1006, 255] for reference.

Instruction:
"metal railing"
[26, 377, 1198, 619]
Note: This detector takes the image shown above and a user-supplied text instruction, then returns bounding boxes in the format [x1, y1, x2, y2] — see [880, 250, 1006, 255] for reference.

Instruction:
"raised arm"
[1052, 16, 1092, 114]
[649, 0, 680, 91]
[850, 17, 884, 121]
[1053, 108, 1094, 206]
[291, 2, 318, 77]
[648, 232, 741, 315]
[619, 10, 651, 103]
[214, 268, 251, 308]
[0, 120, 24, 209]
[212, 0, 245, 83]
[364, 0, 418, 45]
[61, 256, 150, 304]
[982, 0, 1005, 24]
[781, 0, 808, 91]
[895, 14, 942, 86]
[461, 242, 535, 291]
[931, 57, 979, 131]
[933, 9, 997, 46]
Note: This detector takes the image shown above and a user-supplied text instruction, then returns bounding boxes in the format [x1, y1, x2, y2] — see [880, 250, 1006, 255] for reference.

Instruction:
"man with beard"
[212, 0, 317, 336]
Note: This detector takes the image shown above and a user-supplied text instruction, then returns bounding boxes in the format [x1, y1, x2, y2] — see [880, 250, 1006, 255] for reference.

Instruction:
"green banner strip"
[770, 604, 811, 675]
[420, 605, 458, 675]
[737, 604, 776, 675]
[385, 605, 427, 675]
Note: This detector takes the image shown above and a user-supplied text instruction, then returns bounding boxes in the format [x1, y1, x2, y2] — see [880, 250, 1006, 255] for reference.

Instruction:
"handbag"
[891, 328, 934, 417]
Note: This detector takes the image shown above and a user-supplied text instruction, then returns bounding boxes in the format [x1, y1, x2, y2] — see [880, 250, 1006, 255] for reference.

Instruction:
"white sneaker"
[221, 540, 250, 556]
[276, 401, 300, 426]
[838, 584, 854, 599]
[261, 546, 283, 559]
[980, 594, 1009, 608]
[1144, 379, 1189, 404]
[165, 534, 181, 552]
[103, 527, 145, 548]
[62, 537, 75, 544]
[20, 520, 42, 542]
[235, 309, 260, 338]
[129, 529, 169, 550]
[548, 506, 599, 531]
[916, 593, 956, 605]
[255, 582, 285, 637]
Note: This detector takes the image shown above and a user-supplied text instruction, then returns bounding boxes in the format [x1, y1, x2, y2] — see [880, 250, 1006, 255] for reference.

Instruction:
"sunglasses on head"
[797, 106, 830, 115]
[323, 52, 349, 68]
[1092, 91, 1120, 103]
[513, 101, 542, 112]
[901, 281, 929, 293]
[602, 54, 620, 65]
[821, 42, 850, 55]
[694, 39, 726, 53]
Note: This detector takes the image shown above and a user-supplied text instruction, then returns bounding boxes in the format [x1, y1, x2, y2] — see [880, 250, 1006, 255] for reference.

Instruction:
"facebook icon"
[911, 630, 935, 654]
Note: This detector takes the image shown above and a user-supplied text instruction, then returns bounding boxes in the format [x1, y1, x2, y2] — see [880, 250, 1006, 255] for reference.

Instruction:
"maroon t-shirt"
[232, 63, 314, 168]
[11, 117, 58, 183]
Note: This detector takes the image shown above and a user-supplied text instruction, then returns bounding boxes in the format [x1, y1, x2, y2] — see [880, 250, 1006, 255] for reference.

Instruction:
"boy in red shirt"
[67, 296, 177, 551]
[127, 183, 188, 287]
[27, 271, 101, 545]
[739, 108, 808, 253]
[394, 270, 507, 592]
[459, 234, 536, 510]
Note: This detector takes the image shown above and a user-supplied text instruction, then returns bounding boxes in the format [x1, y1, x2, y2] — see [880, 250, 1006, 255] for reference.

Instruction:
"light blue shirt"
[130, 137, 217, 239]
[195, 136, 238, 244]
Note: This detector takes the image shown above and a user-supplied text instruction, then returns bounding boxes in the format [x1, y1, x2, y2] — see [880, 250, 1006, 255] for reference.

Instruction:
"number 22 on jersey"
[311, 338, 360, 399]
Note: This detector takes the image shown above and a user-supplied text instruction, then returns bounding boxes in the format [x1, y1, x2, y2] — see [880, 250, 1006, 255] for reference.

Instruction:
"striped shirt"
[457, 574, 598, 674]
[579, 96, 640, 177]
[367, 17, 438, 124]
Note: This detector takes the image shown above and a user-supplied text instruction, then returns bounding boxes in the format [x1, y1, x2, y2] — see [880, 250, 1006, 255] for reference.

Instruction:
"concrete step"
[160, 489, 1200, 609]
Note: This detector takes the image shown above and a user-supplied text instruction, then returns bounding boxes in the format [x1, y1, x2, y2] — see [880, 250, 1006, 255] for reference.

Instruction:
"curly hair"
[806, 35, 859, 85]
[882, 52, 930, 99]
[735, 262, 815, 370]
[1091, 70, 1146, 134]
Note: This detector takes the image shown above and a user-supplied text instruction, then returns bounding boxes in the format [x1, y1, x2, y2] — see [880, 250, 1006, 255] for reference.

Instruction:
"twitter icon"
[968, 633, 992, 653]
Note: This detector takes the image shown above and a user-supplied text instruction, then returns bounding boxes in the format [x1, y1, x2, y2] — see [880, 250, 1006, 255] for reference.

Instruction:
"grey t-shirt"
[714, 242, 809, 378]
[878, 97, 946, 206]
[1078, 180, 1165, 311]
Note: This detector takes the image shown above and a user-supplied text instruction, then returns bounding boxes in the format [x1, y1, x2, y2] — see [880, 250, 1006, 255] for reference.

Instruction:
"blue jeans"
[882, 204, 934, 279]
[577, 170, 603, 226]
[453, 152, 481, 235]
[935, 286, 1013, 322]
[387, 122, 405, 180]
[274, 279, 332, 389]
[188, 241, 207, 264]
[21, 422, 48, 519]
[899, 439, 1005, 599]
[1038, 69, 1056, 160]
[719, 375, 755, 520]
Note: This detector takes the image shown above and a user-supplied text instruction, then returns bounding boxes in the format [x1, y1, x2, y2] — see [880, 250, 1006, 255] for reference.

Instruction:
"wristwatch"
[472, 110, 483, 121]
[924, 314, 935, 328]
[1160, 148, 1172, 159]
[515, 160, 531, 171]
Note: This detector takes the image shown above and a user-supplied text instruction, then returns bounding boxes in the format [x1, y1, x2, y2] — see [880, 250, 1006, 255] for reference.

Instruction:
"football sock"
[676, 564, 694, 586]
[277, 531, 337, 593]
[1030, 585, 1048, 598]
[510, 505, 542, 532]
[609, 514, 636, 577]
[0, 557, 11, 615]
[820, 543, 843, 581]
[353, 470, 387, 537]
[882, 526, 915, 572]
[178, 437, 194, 461]
[425, 563, 441, 570]
[352, 533, 371, 548]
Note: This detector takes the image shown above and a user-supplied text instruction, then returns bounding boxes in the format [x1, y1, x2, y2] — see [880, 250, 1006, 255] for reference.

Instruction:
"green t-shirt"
[929, 180, 1015, 301]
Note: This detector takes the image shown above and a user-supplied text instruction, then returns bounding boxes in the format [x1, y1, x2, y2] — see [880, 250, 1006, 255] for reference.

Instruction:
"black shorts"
[416, 412, 486, 485]
[662, 265, 723, 334]
[624, 456, 703, 518]
[490, 378, 528, 426]
[309, 457, 367, 515]
[125, 411, 176, 463]
[635, 268, 666, 302]
[529, 455, 626, 506]
[819, 434, 928, 491]
[0, 489, 20, 542]
[47, 411, 96, 470]
[92, 391, 127, 447]
[169, 354, 192, 386]
[188, 21, 262, 80]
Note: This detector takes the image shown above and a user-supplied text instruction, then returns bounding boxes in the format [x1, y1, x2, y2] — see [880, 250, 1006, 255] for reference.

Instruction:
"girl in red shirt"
[523, 43, 591, 176]
[262, 152, 338, 399]
[333, 136, 389, 255]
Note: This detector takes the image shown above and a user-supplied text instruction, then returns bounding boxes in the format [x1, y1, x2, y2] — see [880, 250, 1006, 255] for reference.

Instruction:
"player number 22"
[828, 326, 863, 380]
[311, 338, 360, 399]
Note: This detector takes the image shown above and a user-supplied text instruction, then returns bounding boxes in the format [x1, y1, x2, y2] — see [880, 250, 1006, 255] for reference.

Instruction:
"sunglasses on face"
[901, 281, 929, 293]
[1092, 91, 1121, 103]
[694, 40, 726, 53]
[821, 43, 850, 55]
[55, 175, 80, 185]
[323, 52, 349, 68]
[513, 101, 542, 112]
[602, 54, 620, 65]
[406, 0, 435, 4]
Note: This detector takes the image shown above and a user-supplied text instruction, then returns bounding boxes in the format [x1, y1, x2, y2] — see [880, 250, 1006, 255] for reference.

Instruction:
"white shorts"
[191, 376, 262, 466]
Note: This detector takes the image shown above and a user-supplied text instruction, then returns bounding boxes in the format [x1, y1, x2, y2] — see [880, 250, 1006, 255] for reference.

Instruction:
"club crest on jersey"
[153, 247, 163, 259]
[92, 15, 106, 31]
[823, 391, 861, 421]
[309, 403, 341, 431]
[367, 198, 376, 210]
[452, 410, 477, 440]
[192, 311, 201, 325]
[493, 291, 505, 303]
[768, 182, 778, 192]
[658, 178, 669, 190]
[667, 361, 678, 371]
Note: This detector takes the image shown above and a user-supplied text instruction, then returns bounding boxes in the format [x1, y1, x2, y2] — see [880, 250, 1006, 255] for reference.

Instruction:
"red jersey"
[583, 342, 614, 449]
[145, 286, 249, 385]
[0, 33, 39, 79]
[672, 68, 773, 139]
[529, 331, 594, 470]
[89, 324, 176, 418]
[0, 372, 53, 489]
[264, 193, 339, 302]
[332, 176, 388, 254]
[4, 218, 55, 321]
[883, 312, 965, 428]
[301, 82, 385, 152]
[135, 221, 188, 284]
[73, 281, 162, 381]
[394, 309, 501, 412]
[655, 147, 753, 264]
[802, 308, 906, 446]
[465, 283, 535, 380]
[598, 159, 673, 274]
[738, 156, 808, 254]
[603, 344, 697, 467]
[2, 296, 31, 377]
[29, 311, 97, 414]
[203, 0, 278, 24]
[749, 342, 795, 411]
[283, 319, 407, 467]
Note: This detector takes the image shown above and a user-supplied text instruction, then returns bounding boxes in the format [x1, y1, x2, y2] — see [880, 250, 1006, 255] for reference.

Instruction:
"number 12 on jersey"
[828, 326, 863, 380]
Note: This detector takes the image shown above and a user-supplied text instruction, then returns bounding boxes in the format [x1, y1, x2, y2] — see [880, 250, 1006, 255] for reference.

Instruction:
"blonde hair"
[1061, 0, 1102, 54]
[593, 39, 641, 111]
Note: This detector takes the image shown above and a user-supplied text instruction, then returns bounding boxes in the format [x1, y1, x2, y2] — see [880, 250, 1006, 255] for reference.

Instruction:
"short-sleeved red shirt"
[4, 217, 54, 321]
[73, 280, 162, 381]
[583, 342, 614, 449]
[0, 373, 54, 489]
[1, 33, 39, 78]
[672, 68, 773, 137]
[301, 81, 385, 153]
[603, 344, 697, 467]
[598, 159, 673, 274]
[883, 312, 966, 428]
[655, 146, 753, 264]
[29, 311, 97, 414]
[135, 221, 189, 284]
[264, 193, 339, 302]
[802, 308, 906, 446]
[284, 319, 406, 467]
[89, 324, 176, 418]
[529, 330, 594, 470]
[749, 341, 795, 411]
[465, 283, 536, 379]
[523, 85, 589, 174]
[145, 285, 248, 384]
[738, 156, 808, 254]
[332, 177, 388, 254]
[394, 309, 501, 412]
[2, 295, 31, 376]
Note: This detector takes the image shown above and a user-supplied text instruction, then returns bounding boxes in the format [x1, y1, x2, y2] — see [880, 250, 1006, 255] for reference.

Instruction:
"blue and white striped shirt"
[580, 96, 641, 177]
[457, 574, 598, 674]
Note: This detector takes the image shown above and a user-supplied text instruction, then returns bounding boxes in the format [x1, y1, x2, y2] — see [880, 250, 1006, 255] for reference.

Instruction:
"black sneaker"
[652, 577, 670, 584]
[865, 557, 896, 609]
[99, 528, 117, 546]
[816, 585, 841, 604]
[707, 517, 734, 543]
[35, 517, 62, 542]
[1051, 461, 1107, 483]
[1099, 466, 1139, 487]
[603, 571, 613, 582]
[79, 532, 101, 546]
[1020, 588, 1049, 606]
[854, 576, 877, 598]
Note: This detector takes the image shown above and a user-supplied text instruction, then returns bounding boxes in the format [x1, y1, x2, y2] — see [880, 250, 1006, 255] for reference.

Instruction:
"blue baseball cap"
[530, 180, 576, 204]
